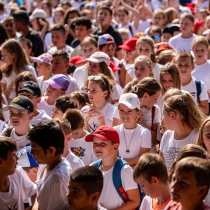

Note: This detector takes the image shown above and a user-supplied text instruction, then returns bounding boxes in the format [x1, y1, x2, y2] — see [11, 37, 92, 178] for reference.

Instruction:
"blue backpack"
[92, 157, 145, 209]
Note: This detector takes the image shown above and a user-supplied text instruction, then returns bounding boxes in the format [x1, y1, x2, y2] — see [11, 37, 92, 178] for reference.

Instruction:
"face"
[42, 3, 50, 14]
[81, 43, 98, 59]
[51, 105, 64, 119]
[51, 30, 66, 48]
[161, 33, 172, 43]
[3, 19, 16, 36]
[87, 81, 107, 104]
[192, 43, 208, 61]
[134, 61, 152, 81]
[98, 9, 112, 27]
[92, 136, 117, 158]
[162, 73, 174, 91]
[171, 170, 205, 204]
[205, 18, 210, 29]
[46, 84, 64, 99]
[19, 41, 32, 56]
[163, 109, 174, 130]
[176, 57, 194, 78]
[141, 91, 161, 109]
[54, 11, 63, 24]
[137, 42, 153, 58]
[117, 11, 128, 23]
[51, 56, 69, 74]
[75, 25, 91, 42]
[18, 91, 40, 107]
[202, 121, 210, 152]
[121, 34, 129, 44]
[88, 62, 100, 75]
[1, 49, 15, 65]
[36, 62, 51, 77]
[71, 128, 84, 139]
[153, 14, 165, 27]
[101, 44, 115, 59]
[180, 18, 193, 34]
[9, 107, 33, 128]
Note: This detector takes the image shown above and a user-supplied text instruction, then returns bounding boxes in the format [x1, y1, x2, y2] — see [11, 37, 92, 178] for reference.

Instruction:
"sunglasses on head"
[88, 75, 107, 86]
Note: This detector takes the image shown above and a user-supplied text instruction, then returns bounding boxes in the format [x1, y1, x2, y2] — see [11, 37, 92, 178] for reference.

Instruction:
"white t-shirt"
[82, 103, 115, 133]
[1, 66, 37, 99]
[114, 124, 151, 159]
[160, 129, 199, 170]
[68, 132, 97, 166]
[73, 65, 87, 89]
[96, 164, 138, 209]
[181, 77, 208, 104]
[169, 34, 196, 53]
[66, 75, 79, 95]
[117, 23, 133, 38]
[37, 76, 49, 96]
[192, 61, 210, 101]
[0, 166, 36, 210]
[44, 32, 52, 52]
[30, 110, 52, 125]
[36, 159, 72, 210]
[37, 97, 54, 117]
[65, 150, 85, 170]
[47, 45, 73, 57]
[131, 20, 151, 34]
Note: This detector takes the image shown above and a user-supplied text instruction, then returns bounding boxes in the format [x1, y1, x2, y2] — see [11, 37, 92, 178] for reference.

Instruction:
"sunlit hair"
[134, 55, 152, 68]
[175, 51, 194, 64]
[180, 13, 195, 24]
[159, 63, 181, 95]
[81, 36, 98, 48]
[191, 35, 209, 49]
[158, 50, 177, 65]
[163, 90, 204, 129]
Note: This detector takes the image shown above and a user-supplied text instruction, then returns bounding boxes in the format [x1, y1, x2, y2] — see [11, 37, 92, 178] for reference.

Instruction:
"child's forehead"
[176, 57, 192, 63]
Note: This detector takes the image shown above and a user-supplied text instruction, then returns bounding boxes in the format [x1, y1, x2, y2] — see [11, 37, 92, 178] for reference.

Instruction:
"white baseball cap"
[118, 93, 140, 110]
[85, 51, 110, 66]
[30, 9, 47, 21]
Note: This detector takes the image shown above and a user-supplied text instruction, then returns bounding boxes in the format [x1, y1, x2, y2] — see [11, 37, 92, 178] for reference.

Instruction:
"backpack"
[195, 80, 202, 105]
[92, 157, 145, 209]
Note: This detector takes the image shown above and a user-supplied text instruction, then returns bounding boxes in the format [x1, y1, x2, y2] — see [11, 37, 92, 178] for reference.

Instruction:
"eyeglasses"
[151, 35, 160, 40]
[88, 75, 107, 86]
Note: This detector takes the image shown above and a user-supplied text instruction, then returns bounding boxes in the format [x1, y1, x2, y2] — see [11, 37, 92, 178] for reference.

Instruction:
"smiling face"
[176, 57, 194, 79]
[134, 60, 152, 81]
[161, 73, 174, 91]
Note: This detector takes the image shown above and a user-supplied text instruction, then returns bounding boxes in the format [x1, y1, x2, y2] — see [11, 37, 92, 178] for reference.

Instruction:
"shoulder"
[169, 34, 181, 42]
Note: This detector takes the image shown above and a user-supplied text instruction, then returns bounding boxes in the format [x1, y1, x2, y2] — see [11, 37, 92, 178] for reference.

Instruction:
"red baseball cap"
[109, 61, 121, 72]
[194, 20, 204, 34]
[69, 56, 84, 65]
[85, 125, 120, 144]
[118, 38, 138, 51]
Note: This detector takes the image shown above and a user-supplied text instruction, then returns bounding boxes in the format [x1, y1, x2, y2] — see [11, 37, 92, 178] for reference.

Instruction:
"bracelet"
[98, 115, 104, 120]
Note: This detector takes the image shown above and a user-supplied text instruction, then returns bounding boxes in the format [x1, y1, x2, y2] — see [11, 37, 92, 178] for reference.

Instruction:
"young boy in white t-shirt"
[114, 93, 151, 168]
[85, 125, 140, 209]
[0, 136, 37, 209]
[64, 109, 96, 166]
[133, 153, 171, 210]
[28, 120, 72, 210]
[175, 51, 209, 115]
[1, 96, 34, 150]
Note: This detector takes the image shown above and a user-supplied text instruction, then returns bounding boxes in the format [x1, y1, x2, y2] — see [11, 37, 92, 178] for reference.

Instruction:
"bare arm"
[159, 151, 165, 162]
[119, 64, 126, 88]
[199, 100, 209, 115]
[125, 71, 132, 85]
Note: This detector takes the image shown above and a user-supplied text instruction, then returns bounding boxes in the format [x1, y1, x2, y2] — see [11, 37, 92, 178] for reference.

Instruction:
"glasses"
[151, 35, 160, 40]
[88, 75, 107, 86]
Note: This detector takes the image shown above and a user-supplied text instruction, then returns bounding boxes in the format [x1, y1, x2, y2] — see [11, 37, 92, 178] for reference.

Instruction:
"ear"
[47, 147, 56, 156]
[90, 192, 100, 203]
[113, 143, 119, 150]
[103, 90, 108, 98]
[66, 133, 72, 143]
[32, 167, 38, 174]
[36, 96, 41, 103]
[61, 89, 66, 95]
[143, 92, 149, 99]
[29, 113, 34, 121]
[87, 28, 92, 35]
[198, 185, 208, 198]
[151, 176, 160, 185]
[170, 111, 177, 120]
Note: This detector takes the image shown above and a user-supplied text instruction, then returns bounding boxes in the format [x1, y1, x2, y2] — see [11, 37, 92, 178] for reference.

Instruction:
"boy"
[0, 136, 36, 209]
[175, 51, 209, 115]
[64, 109, 96, 166]
[28, 120, 72, 210]
[85, 125, 140, 209]
[48, 24, 73, 57]
[51, 50, 79, 94]
[54, 118, 85, 170]
[165, 157, 210, 210]
[37, 74, 70, 116]
[133, 153, 171, 210]
[18, 81, 52, 124]
[1, 96, 34, 150]
[3, 16, 20, 39]
[60, 166, 106, 210]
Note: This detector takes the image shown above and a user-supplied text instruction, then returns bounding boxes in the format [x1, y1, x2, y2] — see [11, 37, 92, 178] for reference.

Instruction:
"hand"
[85, 103, 103, 118]
[38, 19, 47, 27]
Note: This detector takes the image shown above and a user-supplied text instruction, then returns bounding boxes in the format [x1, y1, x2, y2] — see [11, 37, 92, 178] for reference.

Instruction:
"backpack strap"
[4, 126, 14, 137]
[151, 106, 156, 126]
[91, 159, 102, 168]
[112, 157, 128, 203]
[195, 80, 202, 105]
[128, 24, 134, 37]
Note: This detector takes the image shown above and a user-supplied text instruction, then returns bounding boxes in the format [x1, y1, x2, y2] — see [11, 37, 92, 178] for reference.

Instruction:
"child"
[60, 166, 106, 210]
[51, 95, 77, 119]
[0, 39, 37, 102]
[70, 91, 90, 110]
[48, 24, 73, 56]
[160, 90, 204, 170]
[18, 37, 33, 58]
[37, 74, 70, 116]
[64, 109, 96, 166]
[165, 157, 210, 210]
[1, 96, 34, 150]
[169, 13, 196, 52]
[148, 26, 162, 44]
[85, 125, 140, 209]
[133, 153, 171, 210]
[28, 120, 72, 210]
[0, 136, 37, 209]
[118, 28, 129, 43]
[53, 118, 85, 170]
[175, 51, 209, 115]
[114, 93, 151, 168]
[18, 81, 52, 124]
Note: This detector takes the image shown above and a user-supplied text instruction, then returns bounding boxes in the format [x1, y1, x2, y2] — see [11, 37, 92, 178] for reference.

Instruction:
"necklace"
[123, 126, 136, 154]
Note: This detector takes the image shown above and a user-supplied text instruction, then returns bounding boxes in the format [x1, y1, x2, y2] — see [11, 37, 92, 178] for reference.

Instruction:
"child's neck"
[123, 122, 137, 129]
[101, 155, 118, 171]
[155, 183, 171, 205]
[78, 130, 87, 138]
[45, 96, 56, 105]
[121, 21, 128, 26]
[181, 32, 193, 39]
[15, 124, 31, 136]
[47, 156, 62, 171]
[181, 75, 192, 86]
[93, 100, 107, 110]
[100, 24, 110, 32]
[43, 72, 51, 81]
[56, 44, 66, 50]
[0, 173, 9, 192]
[174, 124, 193, 140]
[195, 58, 207, 65]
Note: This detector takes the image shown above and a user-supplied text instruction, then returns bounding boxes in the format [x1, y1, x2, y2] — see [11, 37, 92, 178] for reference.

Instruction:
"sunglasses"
[88, 75, 107, 86]
[151, 35, 160, 40]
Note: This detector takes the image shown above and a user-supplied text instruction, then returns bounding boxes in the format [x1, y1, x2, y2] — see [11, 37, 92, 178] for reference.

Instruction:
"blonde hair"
[164, 7, 177, 24]
[163, 91, 204, 129]
[118, 28, 129, 36]
[81, 36, 98, 48]
[160, 63, 181, 95]
[136, 36, 156, 63]
[180, 13, 195, 24]
[158, 50, 177, 65]
[191, 35, 209, 49]
[134, 55, 152, 68]
[153, 9, 165, 20]
[196, 117, 210, 151]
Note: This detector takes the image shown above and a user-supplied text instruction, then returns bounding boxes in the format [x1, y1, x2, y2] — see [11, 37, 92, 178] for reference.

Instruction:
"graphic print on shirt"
[7, 201, 17, 210]
[88, 122, 98, 133]
[71, 147, 86, 158]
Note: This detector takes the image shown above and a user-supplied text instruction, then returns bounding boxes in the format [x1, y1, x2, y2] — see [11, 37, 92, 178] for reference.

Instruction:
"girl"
[191, 36, 210, 113]
[160, 89, 204, 170]
[70, 91, 90, 110]
[82, 74, 115, 133]
[53, 7, 65, 25]
[0, 39, 37, 103]
[196, 116, 210, 155]
[41, 0, 53, 25]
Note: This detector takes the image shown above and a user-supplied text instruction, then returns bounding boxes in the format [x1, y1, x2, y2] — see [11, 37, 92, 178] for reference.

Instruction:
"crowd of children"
[1, 0, 210, 209]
